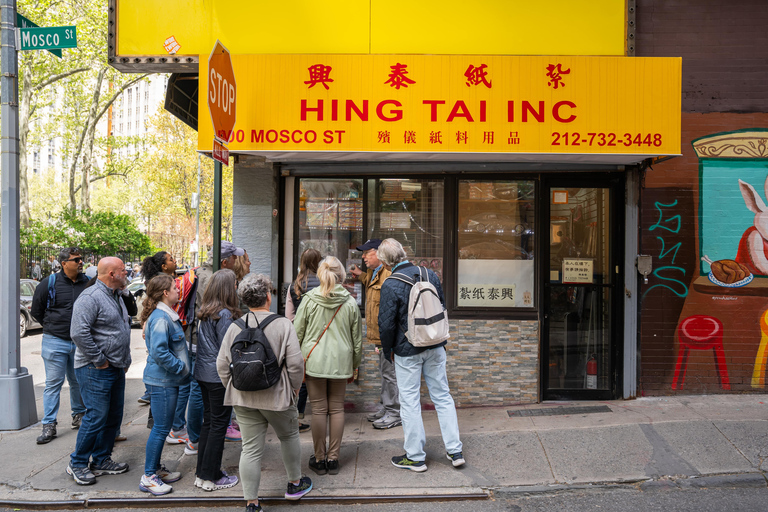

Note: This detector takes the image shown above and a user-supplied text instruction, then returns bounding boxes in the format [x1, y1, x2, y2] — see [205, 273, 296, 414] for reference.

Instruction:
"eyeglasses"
[64, 257, 83, 263]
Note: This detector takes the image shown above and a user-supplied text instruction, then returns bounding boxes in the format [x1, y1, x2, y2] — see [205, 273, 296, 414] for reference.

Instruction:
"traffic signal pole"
[0, 0, 38, 430]
[213, 160, 222, 271]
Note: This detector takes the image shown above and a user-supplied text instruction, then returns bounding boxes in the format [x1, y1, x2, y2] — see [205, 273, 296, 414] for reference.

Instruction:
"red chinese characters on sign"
[404, 131, 416, 144]
[305, 64, 334, 90]
[377, 131, 390, 143]
[429, 131, 442, 144]
[385, 63, 416, 89]
[483, 131, 494, 144]
[456, 131, 468, 144]
[465, 64, 491, 88]
[546, 64, 570, 89]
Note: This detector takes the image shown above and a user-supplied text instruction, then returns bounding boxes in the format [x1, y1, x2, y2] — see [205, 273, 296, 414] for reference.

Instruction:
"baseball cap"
[356, 239, 382, 252]
[221, 241, 245, 259]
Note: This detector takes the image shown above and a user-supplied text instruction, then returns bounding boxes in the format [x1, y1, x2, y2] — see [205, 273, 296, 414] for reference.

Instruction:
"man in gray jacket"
[67, 257, 132, 486]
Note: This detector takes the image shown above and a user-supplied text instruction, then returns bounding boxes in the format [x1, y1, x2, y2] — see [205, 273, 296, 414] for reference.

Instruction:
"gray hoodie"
[70, 279, 132, 369]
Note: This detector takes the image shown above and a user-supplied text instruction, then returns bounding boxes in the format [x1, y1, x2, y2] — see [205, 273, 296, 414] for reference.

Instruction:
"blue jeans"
[394, 347, 463, 462]
[42, 334, 85, 424]
[70, 365, 125, 468]
[172, 354, 203, 442]
[145, 384, 179, 476]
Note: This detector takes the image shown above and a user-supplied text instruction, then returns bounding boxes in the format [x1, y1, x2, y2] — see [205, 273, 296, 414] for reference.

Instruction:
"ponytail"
[317, 256, 345, 297]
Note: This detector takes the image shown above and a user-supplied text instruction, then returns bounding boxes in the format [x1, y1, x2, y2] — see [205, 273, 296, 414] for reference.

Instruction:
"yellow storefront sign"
[198, 54, 681, 160]
[115, 0, 625, 68]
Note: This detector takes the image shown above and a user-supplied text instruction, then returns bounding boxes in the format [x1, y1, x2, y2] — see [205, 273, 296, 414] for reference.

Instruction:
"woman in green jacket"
[294, 256, 362, 476]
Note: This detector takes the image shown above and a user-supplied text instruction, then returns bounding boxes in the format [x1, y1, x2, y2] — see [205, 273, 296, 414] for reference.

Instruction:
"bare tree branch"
[95, 73, 152, 123]
[34, 67, 89, 92]
[72, 171, 129, 194]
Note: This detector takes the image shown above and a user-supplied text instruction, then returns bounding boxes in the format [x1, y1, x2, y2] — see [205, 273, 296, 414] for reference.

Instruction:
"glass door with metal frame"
[542, 178, 622, 400]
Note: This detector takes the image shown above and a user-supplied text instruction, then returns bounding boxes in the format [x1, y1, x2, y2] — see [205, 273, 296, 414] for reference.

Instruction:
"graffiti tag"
[644, 200, 688, 298]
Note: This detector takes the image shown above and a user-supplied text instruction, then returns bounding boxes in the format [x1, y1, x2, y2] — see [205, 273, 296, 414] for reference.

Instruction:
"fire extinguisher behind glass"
[586, 354, 597, 389]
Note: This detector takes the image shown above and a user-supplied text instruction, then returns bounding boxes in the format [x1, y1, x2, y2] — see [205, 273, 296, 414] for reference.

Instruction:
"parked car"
[20, 278, 42, 337]
[126, 277, 145, 326]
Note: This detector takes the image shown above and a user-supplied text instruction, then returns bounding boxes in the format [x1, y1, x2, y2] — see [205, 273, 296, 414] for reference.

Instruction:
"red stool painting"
[672, 315, 731, 390]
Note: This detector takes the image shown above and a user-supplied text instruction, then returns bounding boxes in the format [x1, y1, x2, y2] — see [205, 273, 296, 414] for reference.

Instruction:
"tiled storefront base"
[346, 319, 540, 408]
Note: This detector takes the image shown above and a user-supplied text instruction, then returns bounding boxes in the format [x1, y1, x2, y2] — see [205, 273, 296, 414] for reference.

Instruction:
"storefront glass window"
[297, 178, 364, 305]
[457, 180, 536, 308]
[366, 179, 445, 281]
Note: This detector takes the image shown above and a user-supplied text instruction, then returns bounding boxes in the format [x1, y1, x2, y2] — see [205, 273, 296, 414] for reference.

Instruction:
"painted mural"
[672, 130, 768, 392]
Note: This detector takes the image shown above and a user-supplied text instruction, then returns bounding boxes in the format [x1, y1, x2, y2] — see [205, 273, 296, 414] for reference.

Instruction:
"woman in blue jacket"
[140, 274, 191, 496]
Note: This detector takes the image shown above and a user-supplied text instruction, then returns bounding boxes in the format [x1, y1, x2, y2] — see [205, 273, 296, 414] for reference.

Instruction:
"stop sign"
[208, 40, 236, 143]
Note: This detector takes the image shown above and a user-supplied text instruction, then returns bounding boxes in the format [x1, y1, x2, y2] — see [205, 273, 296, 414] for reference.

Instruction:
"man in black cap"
[350, 239, 400, 429]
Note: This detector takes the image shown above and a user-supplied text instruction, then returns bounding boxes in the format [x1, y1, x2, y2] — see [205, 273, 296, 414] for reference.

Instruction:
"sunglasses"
[64, 257, 83, 263]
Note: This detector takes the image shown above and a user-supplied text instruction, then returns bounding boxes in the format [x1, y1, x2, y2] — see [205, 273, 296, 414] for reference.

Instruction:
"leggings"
[305, 376, 347, 461]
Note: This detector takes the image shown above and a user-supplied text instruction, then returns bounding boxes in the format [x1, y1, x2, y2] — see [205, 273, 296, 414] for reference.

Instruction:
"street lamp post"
[0, 0, 38, 430]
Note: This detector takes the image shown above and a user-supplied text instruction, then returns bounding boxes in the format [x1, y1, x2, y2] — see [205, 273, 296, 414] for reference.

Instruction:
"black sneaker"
[285, 476, 312, 500]
[36, 423, 57, 444]
[89, 458, 129, 476]
[391, 454, 427, 472]
[71, 413, 84, 430]
[308, 455, 326, 475]
[326, 459, 340, 475]
[299, 423, 311, 433]
[245, 503, 263, 512]
[67, 464, 96, 485]
[446, 451, 466, 467]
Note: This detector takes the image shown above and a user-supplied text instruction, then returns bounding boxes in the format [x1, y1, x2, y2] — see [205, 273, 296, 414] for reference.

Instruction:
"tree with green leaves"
[17, 0, 150, 225]
[21, 209, 153, 256]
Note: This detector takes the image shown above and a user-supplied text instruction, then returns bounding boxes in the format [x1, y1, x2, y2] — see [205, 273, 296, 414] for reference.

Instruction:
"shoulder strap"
[234, 318, 246, 330]
[388, 273, 414, 287]
[305, 304, 343, 365]
[256, 313, 279, 331]
[46, 272, 57, 308]
[418, 266, 428, 282]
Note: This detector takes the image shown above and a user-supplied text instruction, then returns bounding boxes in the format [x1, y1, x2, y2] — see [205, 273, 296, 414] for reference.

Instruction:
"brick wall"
[640, 113, 768, 395]
[636, 0, 768, 113]
[345, 319, 539, 409]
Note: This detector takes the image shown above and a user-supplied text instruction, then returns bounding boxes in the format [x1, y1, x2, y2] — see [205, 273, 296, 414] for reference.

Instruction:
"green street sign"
[16, 14, 62, 58]
[18, 25, 77, 52]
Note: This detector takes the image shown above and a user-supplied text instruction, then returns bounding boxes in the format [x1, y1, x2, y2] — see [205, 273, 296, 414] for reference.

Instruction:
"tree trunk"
[19, 61, 33, 228]
[79, 67, 106, 211]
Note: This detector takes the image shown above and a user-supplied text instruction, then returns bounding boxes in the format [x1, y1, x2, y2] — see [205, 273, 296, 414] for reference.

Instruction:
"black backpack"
[229, 314, 283, 391]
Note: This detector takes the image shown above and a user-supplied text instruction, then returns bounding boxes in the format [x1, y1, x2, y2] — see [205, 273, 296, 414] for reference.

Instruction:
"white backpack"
[388, 266, 450, 347]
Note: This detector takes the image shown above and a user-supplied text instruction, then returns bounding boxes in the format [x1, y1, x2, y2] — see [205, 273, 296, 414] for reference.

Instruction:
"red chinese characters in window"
[385, 63, 416, 89]
[305, 64, 334, 90]
[465, 64, 492, 88]
[546, 64, 570, 89]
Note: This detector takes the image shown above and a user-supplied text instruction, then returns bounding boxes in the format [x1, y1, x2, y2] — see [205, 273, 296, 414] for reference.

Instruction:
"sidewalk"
[1, 379, 767, 506]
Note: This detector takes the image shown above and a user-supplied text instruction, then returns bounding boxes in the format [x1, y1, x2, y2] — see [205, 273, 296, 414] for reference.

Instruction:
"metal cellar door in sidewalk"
[542, 177, 624, 400]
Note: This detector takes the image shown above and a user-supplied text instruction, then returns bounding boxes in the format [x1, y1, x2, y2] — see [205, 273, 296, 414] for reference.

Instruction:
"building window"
[297, 179, 365, 304]
[367, 178, 444, 281]
[456, 180, 536, 308]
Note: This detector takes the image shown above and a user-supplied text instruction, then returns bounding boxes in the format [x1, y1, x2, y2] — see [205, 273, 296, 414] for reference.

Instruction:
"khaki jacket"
[359, 265, 391, 345]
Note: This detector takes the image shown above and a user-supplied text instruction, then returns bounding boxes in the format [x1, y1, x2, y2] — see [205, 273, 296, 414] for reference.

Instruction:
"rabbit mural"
[736, 177, 768, 276]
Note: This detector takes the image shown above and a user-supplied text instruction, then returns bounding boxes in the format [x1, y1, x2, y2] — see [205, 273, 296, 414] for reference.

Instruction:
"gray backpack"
[388, 266, 450, 347]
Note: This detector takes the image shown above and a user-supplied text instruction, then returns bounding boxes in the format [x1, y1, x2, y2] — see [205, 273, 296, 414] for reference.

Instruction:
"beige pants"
[305, 376, 347, 461]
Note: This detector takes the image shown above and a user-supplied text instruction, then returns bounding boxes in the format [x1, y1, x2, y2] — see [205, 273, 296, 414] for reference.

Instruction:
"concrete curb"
[0, 492, 490, 510]
[490, 472, 768, 498]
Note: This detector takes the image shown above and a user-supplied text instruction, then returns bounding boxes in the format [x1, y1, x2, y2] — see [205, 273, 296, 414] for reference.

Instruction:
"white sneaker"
[184, 440, 198, 455]
[373, 413, 402, 429]
[139, 474, 173, 496]
[194, 476, 204, 488]
[156, 464, 182, 483]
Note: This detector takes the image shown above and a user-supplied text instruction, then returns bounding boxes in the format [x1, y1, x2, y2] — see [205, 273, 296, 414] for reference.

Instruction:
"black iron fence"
[19, 245, 149, 281]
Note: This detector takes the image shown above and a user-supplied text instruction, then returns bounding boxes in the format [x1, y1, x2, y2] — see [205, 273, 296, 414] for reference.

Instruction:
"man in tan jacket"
[351, 239, 400, 429]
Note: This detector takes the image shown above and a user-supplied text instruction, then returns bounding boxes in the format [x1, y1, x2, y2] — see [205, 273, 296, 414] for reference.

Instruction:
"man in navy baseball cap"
[356, 239, 382, 252]
[350, 238, 401, 430]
